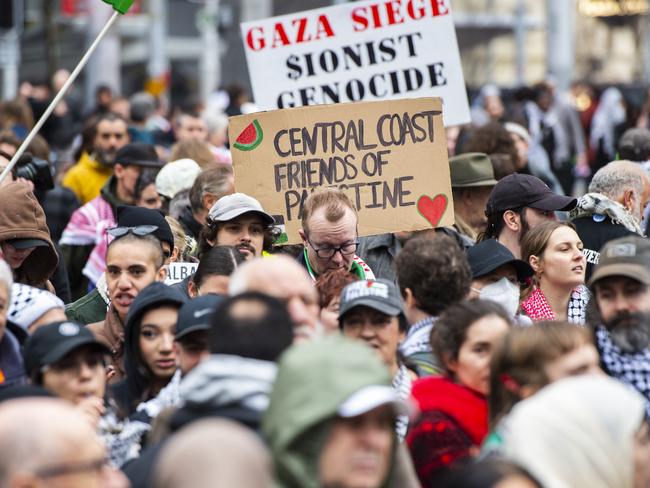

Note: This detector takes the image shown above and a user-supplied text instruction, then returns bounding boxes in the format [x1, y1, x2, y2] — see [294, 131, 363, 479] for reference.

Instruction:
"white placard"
[164, 262, 198, 285]
[240, 0, 470, 126]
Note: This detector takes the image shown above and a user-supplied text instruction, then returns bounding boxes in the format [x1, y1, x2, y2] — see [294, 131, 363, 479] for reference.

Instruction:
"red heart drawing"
[417, 194, 448, 227]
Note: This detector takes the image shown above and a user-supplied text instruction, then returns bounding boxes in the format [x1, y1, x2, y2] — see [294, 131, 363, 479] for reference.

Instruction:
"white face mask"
[472, 277, 521, 318]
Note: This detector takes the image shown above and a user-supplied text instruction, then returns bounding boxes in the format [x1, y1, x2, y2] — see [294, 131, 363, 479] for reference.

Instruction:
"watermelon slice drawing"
[233, 119, 263, 151]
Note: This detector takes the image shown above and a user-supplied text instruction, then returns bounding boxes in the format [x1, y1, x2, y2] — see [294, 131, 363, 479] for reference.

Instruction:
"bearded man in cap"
[589, 235, 650, 414]
[481, 173, 576, 258]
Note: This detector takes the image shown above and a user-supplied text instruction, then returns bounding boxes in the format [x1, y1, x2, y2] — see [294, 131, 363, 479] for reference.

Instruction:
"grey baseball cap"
[207, 193, 275, 225]
[589, 236, 650, 287]
[338, 279, 404, 319]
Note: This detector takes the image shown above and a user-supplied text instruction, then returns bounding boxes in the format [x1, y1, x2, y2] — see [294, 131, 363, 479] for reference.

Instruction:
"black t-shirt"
[571, 215, 637, 280]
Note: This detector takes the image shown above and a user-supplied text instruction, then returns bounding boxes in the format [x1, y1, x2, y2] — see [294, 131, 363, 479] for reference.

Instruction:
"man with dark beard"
[480, 173, 576, 258]
[62, 113, 130, 204]
[589, 235, 650, 413]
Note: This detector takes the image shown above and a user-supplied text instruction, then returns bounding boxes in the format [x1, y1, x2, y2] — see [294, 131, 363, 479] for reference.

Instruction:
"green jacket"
[65, 288, 107, 325]
[263, 335, 395, 488]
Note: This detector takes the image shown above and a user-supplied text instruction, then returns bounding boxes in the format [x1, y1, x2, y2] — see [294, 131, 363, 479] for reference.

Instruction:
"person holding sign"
[298, 189, 375, 281]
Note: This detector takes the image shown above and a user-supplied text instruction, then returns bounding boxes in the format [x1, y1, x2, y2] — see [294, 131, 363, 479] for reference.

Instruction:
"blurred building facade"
[6, 0, 650, 103]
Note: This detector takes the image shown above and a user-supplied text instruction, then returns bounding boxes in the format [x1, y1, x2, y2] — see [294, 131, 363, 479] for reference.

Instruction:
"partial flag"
[102, 0, 135, 14]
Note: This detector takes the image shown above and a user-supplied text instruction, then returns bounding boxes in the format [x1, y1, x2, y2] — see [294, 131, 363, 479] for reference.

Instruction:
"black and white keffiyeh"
[567, 285, 591, 325]
[595, 325, 650, 417]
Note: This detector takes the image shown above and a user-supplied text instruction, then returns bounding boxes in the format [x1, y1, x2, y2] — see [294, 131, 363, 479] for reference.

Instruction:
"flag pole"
[0, 10, 121, 186]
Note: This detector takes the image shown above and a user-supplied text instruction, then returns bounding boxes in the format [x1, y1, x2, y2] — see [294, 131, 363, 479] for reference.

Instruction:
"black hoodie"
[109, 282, 185, 417]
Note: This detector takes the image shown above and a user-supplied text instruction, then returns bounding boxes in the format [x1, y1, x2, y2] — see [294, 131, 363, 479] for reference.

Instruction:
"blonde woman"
[520, 221, 589, 323]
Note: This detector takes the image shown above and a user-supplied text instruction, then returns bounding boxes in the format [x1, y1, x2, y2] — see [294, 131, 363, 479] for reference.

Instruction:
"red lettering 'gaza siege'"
[245, 14, 335, 51]
[351, 0, 450, 32]
[244, 0, 450, 51]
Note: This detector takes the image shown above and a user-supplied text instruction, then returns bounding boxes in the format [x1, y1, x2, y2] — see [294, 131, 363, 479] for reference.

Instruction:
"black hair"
[209, 292, 294, 361]
[479, 206, 526, 242]
[432, 299, 512, 376]
[192, 245, 245, 288]
[197, 217, 280, 259]
[107, 232, 164, 269]
[134, 168, 160, 204]
[395, 234, 472, 316]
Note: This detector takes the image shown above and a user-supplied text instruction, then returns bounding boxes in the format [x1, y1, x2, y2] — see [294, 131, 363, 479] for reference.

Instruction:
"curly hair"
[197, 218, 279, 259]
[463, 122, 520, 169]
[315, 267, 358, 308]
[395, 234, 471, 316]
[431, 299, 512, 377]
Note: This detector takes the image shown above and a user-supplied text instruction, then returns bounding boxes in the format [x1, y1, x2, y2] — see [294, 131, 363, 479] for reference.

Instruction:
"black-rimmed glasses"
[307, 238, 359, 258]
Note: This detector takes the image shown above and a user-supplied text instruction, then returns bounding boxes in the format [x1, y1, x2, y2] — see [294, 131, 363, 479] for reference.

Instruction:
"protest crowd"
[4, 7, 650, 488]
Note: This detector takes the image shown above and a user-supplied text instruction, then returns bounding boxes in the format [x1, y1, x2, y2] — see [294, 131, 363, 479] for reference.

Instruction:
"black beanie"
[116, 205, 175, 249]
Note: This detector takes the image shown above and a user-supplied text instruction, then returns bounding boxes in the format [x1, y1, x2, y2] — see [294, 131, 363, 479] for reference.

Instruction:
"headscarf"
[501, 375, 645, 488]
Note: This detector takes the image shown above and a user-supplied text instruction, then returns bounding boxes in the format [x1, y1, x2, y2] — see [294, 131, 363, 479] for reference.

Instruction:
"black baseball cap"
[114, 142, 163, 168]
[175, 294, 224, 341]
[467, 239, 533, 282]
[23, 321, 110, 378]
[116, 205, 175, 249]
[486, 173, 576, 215]
[5, 238, 50, 249]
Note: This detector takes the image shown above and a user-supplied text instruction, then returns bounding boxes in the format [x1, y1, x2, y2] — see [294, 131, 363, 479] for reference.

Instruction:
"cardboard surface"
[229, 97, 454, 245]
[240, 0, 470, 126]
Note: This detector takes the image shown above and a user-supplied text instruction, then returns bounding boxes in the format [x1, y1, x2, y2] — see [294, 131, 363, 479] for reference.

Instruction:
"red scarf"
[521, 287, 556, 322]
[410, 376, 488, 445]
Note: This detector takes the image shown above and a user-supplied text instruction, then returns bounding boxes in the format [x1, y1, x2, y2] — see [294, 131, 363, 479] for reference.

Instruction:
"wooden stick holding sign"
[229, 97, 454, 245]
[0, 0, 135, 186]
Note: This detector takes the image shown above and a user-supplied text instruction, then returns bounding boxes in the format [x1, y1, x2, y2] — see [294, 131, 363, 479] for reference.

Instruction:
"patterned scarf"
[520, 285, 590, 325]
[595, 325, 650, 417]
[570, 192, 643, 235]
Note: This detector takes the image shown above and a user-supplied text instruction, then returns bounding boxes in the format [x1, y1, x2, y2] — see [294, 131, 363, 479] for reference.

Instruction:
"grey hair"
[0, 260, 12, 303]
[588, 160, 646, 200]
[203, 112, 229, 136]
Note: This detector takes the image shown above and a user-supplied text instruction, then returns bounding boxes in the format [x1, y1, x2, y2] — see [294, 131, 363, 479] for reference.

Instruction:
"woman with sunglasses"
[87, 224, 166, 382]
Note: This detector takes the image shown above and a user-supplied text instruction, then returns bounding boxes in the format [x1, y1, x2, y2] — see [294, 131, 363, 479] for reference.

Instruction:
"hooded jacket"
[110, 282, 186, 417]
[263, 335, 397, 488]
[170, 354, 276, 431]
[0, 182, 58, 287]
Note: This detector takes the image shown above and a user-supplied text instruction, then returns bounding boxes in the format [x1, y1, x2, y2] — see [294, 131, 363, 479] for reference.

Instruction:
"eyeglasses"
[106, 225, 158, 238]
[35, 456, 108, 478]
[307, 238, 359, 259]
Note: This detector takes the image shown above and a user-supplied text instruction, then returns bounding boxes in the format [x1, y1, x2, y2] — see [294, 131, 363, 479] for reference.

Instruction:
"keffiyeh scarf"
[595, 325, 650, 417]
[570, 192, 643, 235]
[521, 285, 590, 325]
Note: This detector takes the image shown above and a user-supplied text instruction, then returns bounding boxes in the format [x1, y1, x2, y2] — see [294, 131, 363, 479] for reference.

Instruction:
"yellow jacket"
[62, 152, 113, 204]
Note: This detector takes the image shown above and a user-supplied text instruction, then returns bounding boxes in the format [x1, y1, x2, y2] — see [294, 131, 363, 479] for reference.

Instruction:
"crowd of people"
[1, 71, 650, 487]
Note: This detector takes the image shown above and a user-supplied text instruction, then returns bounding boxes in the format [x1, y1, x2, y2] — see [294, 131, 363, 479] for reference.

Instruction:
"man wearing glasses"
[298, 188, 375, 280]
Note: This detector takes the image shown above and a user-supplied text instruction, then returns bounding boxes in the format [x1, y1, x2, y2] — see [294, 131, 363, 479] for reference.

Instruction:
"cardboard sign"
[229, 97, 454, 245]
[240, 0, 470, 126]
[164, 262, 198, 285]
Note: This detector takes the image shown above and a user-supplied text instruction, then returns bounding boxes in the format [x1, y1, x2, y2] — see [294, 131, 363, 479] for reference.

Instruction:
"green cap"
[449, 152, 498, 188]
